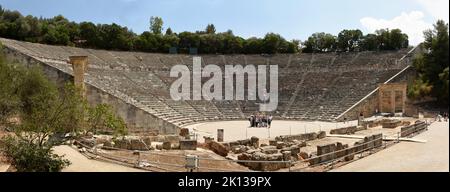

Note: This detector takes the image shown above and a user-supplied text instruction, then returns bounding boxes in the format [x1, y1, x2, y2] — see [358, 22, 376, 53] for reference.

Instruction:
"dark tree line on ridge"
[1, 5, 408, 55]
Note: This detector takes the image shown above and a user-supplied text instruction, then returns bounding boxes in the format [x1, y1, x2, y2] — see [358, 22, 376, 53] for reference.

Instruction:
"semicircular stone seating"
[0, 38, 412, 126]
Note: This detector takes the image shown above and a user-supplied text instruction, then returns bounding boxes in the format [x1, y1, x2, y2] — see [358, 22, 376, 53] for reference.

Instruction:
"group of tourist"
[248, 114, 273, 128]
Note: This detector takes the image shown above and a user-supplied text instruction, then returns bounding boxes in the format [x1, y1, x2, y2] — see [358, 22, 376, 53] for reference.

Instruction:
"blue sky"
[0, 0, 448, 45]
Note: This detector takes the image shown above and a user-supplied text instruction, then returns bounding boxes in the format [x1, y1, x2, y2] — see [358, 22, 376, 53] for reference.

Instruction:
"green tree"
[222, 33, 244, 54]
[178, 32, 201, 53]
[390, 29, 409, 50]
[337, 29, 363, 52]
[1, 136, 71, 172]
[150, 16, 163, 34]
[303, 32, 336, 53]
[165, 27, 173, 35]
[205, 24, 216, 34]
[0, 54, 129, 171]
[262, 33, 283, 54]
[411, 20, 449, 104]
[86, 104, 127, 136]
[97, 23, 134, 50]
[17, 71, 85, 146]
[361, 34, 379, 51]
[0, 55, 24, 126]
[244, 37, 263, 54]
[160, 33, 180, 53]
[79, 22, 99, 47]
[287, 40, 300, 53]
[134, 31, 159, 52]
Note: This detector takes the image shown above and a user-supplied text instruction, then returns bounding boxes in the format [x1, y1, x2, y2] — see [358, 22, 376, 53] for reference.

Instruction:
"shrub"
[1, 136, 70, 172]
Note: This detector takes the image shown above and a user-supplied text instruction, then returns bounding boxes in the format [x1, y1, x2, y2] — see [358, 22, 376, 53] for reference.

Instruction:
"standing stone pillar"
[390, 90, 395, 114]
[402, 87, 407, 114]
[69, 56, 88, 98]
[217, 129, 224, 142]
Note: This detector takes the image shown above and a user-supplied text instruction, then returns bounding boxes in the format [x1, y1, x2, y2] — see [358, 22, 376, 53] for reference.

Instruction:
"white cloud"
[416, 0, 449, 22]
[360, 11, 432, 45]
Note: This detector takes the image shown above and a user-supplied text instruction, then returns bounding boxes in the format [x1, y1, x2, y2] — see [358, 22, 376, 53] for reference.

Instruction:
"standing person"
[268, 115, 273, 128]
[262, 115, 267, 127]
[249, 115, 254, 127]
[255, 114, 260, 128]
[252, 115, 256, 127]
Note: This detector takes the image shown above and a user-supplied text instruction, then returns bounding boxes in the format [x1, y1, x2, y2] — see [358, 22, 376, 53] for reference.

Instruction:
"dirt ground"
[53, 145, 146, 172]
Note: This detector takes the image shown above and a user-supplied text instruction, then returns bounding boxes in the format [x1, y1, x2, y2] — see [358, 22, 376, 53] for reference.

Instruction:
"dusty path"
[53, 145, 146, 172]
[0, 163, 10, 172]
[332, 121, 449, 172]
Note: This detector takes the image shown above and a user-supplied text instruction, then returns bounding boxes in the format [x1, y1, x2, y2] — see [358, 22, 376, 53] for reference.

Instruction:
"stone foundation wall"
[401, 121, 427, 137]
[309, 134, 383, 166]
[275, 131, 326, 142]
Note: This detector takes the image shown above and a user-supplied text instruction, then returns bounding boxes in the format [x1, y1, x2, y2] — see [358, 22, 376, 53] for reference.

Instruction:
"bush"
[1, 136, 70, 172]
[86, 104, 128, 136]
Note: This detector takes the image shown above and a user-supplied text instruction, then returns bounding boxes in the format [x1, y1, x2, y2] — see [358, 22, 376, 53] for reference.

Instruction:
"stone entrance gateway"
[378, 83, 407, 114]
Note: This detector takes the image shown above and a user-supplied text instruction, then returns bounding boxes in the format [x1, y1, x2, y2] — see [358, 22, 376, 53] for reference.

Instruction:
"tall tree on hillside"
[97, 23, 135, 50]
[165, 27, 173, 35]
[390, 29, 409, 50]
[206, 24, 216, 34]
[262, 33, 283, 54]
[79, 22, 99, 47]
[360, 34, 379, 51]
[337, 29, 363, 52]
[410, 20, 449, 104]
[303, 32, 336, 53]
[150, 16, 164, 34]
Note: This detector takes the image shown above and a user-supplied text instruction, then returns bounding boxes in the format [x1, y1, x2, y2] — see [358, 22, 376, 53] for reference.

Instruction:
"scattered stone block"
[204, 136, 214, 144]
[298, 152, 309, 160]
[330, 126, 357, 135]
[208, 141, 229, 157]
[282, 151, 292, 161]
[276, 142, 286, 149]
[382, 119, 402, 129]
[162, 141, 171, 150]
[179, 140, 197, 150]
[130, 139, 148, 151]
[238, 139, 251, 146]
[317, 131, 326, 139]
[290, 146, 300, 156]
[261, 146, 278, 154]
[232, 145, 246, 154]
[269, 140, 278, 146]
[251, 136, 260, 148]
[179, 128, 190, 137]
